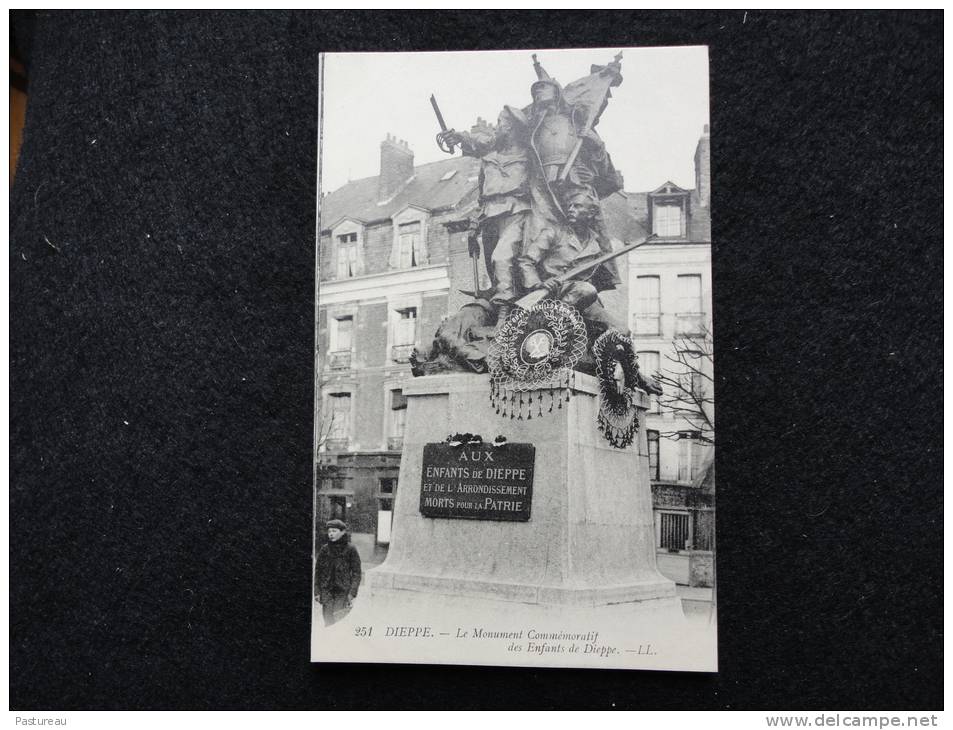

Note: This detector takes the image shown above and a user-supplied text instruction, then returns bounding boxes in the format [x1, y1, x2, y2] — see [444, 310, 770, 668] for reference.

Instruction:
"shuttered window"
[327, 393, 351, 441]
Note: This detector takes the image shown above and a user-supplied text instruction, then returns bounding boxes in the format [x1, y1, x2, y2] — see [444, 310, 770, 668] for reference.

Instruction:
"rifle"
[515, 233, 658, 310]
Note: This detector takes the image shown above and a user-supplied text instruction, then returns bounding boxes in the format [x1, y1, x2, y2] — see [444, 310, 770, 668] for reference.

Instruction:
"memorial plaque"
[419, 442, 535, 521]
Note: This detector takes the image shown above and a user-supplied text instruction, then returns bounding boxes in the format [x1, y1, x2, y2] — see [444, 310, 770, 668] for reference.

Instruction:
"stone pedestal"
[312, 373, 716, 672]
[369, 372, 676, 606]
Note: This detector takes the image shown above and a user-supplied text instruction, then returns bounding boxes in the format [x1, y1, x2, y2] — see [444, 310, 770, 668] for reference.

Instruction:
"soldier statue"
[441, 105, 532, 319]
[412, 51, 650, 381]
[517, 188, 629, 344]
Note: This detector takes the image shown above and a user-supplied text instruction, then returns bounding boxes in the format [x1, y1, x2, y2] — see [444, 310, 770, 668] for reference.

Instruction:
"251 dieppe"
[354, 625, 435, 638]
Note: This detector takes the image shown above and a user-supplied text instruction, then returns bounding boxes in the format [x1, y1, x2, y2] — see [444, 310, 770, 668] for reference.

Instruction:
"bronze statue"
[440, 106, 532, 318]
[517, 188, 628, 344]
[413, 52, 649, 381]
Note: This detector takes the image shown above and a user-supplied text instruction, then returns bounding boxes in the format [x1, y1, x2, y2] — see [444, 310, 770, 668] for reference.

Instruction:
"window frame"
[647, 429, 660, 481]
[336, 233, 359, 279]
[387, 389, 407, 450]
[677, 430, 702, 483]
[398, 221, 422, 269]
[657, 510, 692, 553]
[633, 275, 662, 336]
[328, 314, 354, 370]
[324, 391, 353, 449]
[653, 202, 683, 238]
[637, 350, 662, 412]
[391, 306, 418, 362]
[675, 274, 705, 336]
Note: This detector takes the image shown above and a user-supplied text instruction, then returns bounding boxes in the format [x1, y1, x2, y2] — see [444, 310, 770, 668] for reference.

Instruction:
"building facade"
[316, 135, 479, 562]
[627, 125, 714, 586]
[317, 127, 713, 582]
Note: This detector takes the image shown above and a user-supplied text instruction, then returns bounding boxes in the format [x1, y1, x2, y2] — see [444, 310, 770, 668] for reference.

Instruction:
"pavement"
[676, 584, 713, 603]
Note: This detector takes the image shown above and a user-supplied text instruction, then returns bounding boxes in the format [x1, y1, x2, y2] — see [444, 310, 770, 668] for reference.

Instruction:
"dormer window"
[389, 207, 430, 270]
[648, 182, 690, 239]
[653, 204, 683, 237]
[329, 219, 365, 279]
[337, 232, 359, 278]
[398, 222, 422, 268]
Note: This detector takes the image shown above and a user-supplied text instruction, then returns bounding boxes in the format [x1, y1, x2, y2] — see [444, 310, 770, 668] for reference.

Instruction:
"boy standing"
[315, 519, 362, 626]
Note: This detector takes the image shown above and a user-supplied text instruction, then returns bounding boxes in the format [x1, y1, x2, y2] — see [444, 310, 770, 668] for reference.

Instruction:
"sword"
[430, 94, 457, 154]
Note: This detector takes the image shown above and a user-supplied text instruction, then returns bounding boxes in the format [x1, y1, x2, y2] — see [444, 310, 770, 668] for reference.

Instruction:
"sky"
[320, 46, 709, 196]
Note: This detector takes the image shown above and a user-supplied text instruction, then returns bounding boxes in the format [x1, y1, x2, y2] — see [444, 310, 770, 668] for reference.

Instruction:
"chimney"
[378, 133, 414, 202]
[694, 124, 710, 209]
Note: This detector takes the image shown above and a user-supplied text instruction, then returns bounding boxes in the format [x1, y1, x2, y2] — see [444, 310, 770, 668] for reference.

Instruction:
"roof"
[602, 192, 650, 242]
[649, 180, 690, 196]
[318, 155, 697, 244]
[319, 156, 480, 232]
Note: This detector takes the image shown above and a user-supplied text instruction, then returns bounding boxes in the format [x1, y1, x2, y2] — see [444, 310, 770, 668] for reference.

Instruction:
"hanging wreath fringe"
[487, 299, 588, 421]
[593, 330, 642, 449]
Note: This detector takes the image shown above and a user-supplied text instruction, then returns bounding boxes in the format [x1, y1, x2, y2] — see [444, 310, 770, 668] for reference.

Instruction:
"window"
[329, 316, 353, 370]
[679, 350, 705, 400]
[634, 276, 661, 336]
[326, 393, 351, 449]
[328, 495, 347, 522]
[388, 390, 407, 450]
[676, 274, 704, 335]
[398, 222, 423, 268]
[677, 431, 702, 482]
[653, 203, 683, 237]
[659, 512, 690, 552]
[691, 371, 705, 398]
[647, 430, 660, 481]
[334, 316, 353, 351]
[336, 232, 359, 278]
[392, 308, 417, 362]
[389, 214, 429, 270]
[637, 351, 661, 413]
[377, 478, 397, 545]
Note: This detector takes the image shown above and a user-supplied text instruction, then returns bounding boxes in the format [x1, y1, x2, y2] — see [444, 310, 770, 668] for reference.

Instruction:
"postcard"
[312, 46, 716, 672]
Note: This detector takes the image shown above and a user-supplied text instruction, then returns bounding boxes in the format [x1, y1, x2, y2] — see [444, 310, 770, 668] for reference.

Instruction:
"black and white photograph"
[312, 46, 716, 671]
[8, 9, 941, 714]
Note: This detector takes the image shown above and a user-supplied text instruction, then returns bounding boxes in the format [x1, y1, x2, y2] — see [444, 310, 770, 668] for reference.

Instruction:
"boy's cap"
[326, 519, 348, 531]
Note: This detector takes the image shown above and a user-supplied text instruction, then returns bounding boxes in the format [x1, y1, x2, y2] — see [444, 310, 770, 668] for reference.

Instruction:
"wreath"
[487, 299, 588, 420]
[593, 330, 642, 448]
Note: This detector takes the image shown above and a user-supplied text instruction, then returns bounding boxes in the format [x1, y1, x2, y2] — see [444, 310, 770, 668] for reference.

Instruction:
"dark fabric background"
[9, 10, 942, 710]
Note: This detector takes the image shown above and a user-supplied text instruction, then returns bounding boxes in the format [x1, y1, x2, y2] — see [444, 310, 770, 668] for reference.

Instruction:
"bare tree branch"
[315, 402, 337, 448]
[654, 327, 715, 444]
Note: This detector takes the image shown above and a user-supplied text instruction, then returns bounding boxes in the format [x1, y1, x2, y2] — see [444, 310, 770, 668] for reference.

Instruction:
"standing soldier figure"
[525, 62, 625, 292]
[440, 106, 531, 321]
